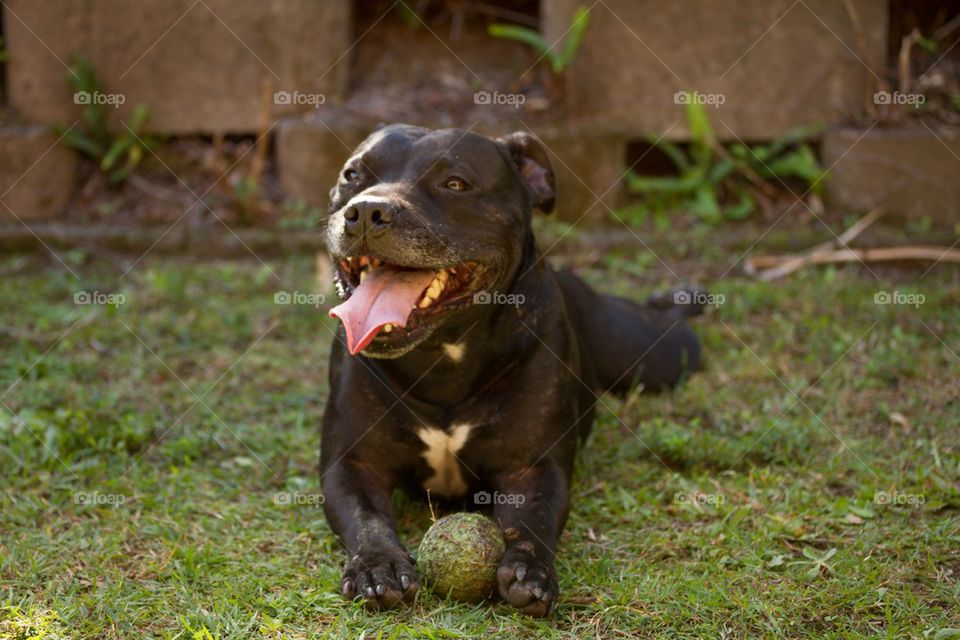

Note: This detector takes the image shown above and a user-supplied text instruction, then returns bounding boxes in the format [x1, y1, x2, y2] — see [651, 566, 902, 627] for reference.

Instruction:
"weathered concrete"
[276, 113, 375, 211]
[3, 0, 351, 133]
[823, 127, 960, 225]
[0, 126, 78, 221]
[543, 0, 888, 140]
[536, 128, 626, 222]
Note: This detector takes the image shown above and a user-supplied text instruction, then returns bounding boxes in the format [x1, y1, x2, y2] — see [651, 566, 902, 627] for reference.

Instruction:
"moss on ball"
[417, 512, 506, 603]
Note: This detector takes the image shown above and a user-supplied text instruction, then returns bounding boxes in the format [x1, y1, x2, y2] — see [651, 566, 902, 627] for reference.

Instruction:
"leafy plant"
[278, 198, 325, 230]
[488, 5, 590, 74]
[625, 94, 826, 224]
[788, 547, 838, 579]
[59, 56, 156, 185]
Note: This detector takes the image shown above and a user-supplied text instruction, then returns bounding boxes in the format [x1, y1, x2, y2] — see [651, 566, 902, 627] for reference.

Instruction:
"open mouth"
[330, 255, 490, 355]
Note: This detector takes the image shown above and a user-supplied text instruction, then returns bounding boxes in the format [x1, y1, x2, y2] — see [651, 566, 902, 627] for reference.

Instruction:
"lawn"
[1, 221, 958, 639]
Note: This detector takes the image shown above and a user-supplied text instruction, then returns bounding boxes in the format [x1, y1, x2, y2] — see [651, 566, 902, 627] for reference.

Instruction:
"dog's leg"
[323, 460, 418, 609]
[492, 462, 570, 617]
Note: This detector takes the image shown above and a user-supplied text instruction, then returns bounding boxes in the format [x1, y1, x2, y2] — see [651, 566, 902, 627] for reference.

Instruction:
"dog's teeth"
[359, 269, 369, 283]
[427, 279, 442, 298]
[383, 323, 393, 333]
[438, 270, 449, 284]
[418, 296, 432, 309]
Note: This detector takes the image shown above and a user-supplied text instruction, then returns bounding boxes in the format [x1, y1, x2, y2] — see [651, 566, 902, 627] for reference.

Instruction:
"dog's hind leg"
[555, 269, 704, 395]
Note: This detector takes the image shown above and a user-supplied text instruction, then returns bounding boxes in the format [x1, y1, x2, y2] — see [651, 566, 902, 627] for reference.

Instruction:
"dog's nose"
[344, 199, 396, 238]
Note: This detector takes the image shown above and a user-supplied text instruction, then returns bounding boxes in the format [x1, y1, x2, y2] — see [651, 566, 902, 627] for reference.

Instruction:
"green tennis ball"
[417, 512, 506, 603]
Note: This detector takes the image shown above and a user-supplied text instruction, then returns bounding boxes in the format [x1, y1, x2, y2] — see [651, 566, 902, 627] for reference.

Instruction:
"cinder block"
[823, 127, 960, 225]
[543, 0, 888, 140]
[3, 0, 351, 134]
[0, 126, 78, 221]
[536, 128, 626, 222]
[276, 113, 375, 210]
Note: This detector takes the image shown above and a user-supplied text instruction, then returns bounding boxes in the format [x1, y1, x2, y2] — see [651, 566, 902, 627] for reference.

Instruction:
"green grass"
[1, 227, 958, 639]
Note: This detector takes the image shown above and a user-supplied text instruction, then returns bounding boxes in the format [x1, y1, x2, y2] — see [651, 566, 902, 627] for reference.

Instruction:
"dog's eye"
[342, 168, 359, 182]
[443, 177, 470, 192]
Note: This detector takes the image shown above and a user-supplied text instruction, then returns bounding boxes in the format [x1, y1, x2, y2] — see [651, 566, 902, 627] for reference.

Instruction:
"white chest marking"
[442, 342, 466, 363]
[417, 423, 473, 496]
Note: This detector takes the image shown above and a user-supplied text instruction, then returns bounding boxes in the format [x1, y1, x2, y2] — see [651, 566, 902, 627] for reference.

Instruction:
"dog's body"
[320, 125, 702, 616]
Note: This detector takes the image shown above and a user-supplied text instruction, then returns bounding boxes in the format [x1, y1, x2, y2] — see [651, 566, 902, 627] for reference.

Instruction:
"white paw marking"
[417, 423, 473, 496]
[442, 342, 466, 363]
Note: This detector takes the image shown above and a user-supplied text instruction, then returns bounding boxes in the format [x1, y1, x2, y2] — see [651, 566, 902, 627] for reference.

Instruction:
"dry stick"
[829, 205, 885, 248]
[743, 207, 885, 278]
[749, 246, 960, 273]
[933, 12, 960, 41]
[899, 28, 921, 96]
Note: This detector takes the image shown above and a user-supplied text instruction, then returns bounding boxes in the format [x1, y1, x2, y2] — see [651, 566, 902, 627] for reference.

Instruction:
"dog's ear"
[497, 132, 556, 214]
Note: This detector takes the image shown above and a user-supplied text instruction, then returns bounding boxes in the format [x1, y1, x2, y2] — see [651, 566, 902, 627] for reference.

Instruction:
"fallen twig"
[744, 206, 960, 279]
[747, 245, 960, 280]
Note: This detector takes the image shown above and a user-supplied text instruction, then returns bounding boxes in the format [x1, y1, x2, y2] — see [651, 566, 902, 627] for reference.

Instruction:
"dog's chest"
[415, 423, 473, 497]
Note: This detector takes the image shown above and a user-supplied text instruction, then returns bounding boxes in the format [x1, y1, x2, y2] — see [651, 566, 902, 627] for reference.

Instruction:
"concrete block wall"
[7, 0, 950, 228]
[543, 0, 888, 141]
[0, 126, 77, 222]
[823, 128, 960, 226]
[3, 0, 351, 134]
[0, 0, 350, 221]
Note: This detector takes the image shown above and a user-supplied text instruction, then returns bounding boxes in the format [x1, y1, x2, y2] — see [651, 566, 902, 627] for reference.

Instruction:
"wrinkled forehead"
[352, 127, 507, 181]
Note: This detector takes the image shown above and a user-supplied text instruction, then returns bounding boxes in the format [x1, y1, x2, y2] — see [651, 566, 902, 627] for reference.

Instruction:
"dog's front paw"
[496, 545, 558, 617]
[340, 546, 419, 610]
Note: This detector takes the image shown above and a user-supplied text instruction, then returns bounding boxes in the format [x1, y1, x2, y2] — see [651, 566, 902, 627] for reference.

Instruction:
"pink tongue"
[329, 267, 436, 355]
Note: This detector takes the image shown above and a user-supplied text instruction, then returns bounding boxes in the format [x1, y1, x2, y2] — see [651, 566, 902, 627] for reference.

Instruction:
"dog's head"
[324, 124, 555, 358]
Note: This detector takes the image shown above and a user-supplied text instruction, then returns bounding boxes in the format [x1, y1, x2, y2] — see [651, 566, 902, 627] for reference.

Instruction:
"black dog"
[320, 124, 703, 616]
